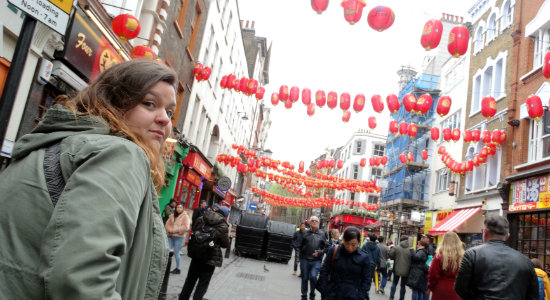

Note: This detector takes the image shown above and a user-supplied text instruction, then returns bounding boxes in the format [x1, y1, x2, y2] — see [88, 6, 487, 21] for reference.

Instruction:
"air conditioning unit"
[51, 61, 88, 92]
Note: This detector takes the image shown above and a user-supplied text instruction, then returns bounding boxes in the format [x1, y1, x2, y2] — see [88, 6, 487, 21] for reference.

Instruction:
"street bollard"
[158, 251, 173, 300]
[225, 236, 232, 258]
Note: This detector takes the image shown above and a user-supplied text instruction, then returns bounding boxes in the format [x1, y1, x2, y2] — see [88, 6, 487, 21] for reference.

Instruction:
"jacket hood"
[12, 104, 110, 159]
[399, 240, 409, 248]
[204, 210, 227, 226]
[366, 242, 378, 250]
[535, 268, 548, 278]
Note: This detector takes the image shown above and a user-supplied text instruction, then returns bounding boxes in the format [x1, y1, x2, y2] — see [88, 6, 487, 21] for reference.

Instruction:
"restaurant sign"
[509, 174, 550, 212]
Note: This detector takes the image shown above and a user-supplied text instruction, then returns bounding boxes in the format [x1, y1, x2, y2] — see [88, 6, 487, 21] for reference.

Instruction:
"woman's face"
[123, 81, 176, 149]
[176, 205, 184, 213]
[343, 238, 359, 253]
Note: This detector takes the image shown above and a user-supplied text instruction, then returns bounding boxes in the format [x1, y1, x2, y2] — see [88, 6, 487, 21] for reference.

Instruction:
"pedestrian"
[329, 229, 341, 246]
[164, 198, 177, 223]
[455, 215, 539, 300]
[298, 215, 329, 300]
[0, 59, 177, 299]
[427, 231, 464, 300]
[377, 236, 389, 295]
[532, 258, 550, 300]
[179, 206, 230, 300]
[318, 226, 372, 300]
[420, 233, 434, 299]
[165, 204, 191, 274]
[388, 235, 413, 300]
[361, 233, 381, 295]
[387, 241, 394, 282]
[192, 199, 208, 224]
[293, 222, 306, 276]
[407, 238, 429, 300]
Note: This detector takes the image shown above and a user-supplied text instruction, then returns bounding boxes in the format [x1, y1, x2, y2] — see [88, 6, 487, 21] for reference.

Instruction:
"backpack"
[187, 217, 216, 261]
[538, 275, 545, 300]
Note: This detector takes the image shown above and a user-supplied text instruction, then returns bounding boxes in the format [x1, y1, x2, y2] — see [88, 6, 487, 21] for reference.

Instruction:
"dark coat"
[318, 245, 372, 300]
[455, 240, 538, 300]
[406, 247, 429, 290]
[292, 230, 303, 249]
[362, 241, 382, 268]
[428, 254, 461, 300]
[298, 228, 329, 261]
[389, 240, 412, 277]
[192, 211, 229, 267]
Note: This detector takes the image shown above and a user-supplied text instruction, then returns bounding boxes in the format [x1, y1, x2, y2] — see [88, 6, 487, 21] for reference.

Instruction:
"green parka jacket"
[0, 105, 168, 300]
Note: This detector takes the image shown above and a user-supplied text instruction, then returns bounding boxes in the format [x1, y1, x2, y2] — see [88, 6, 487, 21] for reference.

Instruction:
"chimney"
[246, 20, 249, 27]
[240, 20, 244, 27]
[251, 21, 255, 29]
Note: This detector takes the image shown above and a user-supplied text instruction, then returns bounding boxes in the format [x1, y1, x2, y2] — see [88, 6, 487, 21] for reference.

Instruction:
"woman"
[329, 229, 341, 246]
[166, 204, 191, 274]
[0, 60, 177, 300]
[318, 226, 373, 300]
[407, 239, 429, 300]
[428, 231, 464, 300]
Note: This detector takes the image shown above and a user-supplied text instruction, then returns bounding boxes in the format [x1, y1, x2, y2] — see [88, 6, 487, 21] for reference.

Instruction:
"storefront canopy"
[429, 207, 482, 236]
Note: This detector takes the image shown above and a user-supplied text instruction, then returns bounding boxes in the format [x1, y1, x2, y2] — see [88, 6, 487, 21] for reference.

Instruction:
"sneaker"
[380, 290, 385, 295]
[301, 295, 307, 300]
[170, 268, 180, 274]
[293, 271, 297, 275]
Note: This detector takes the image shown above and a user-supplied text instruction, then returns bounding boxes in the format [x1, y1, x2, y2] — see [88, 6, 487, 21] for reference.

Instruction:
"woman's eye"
[166, 110, 174, 119]
[142, 101, 155, 108]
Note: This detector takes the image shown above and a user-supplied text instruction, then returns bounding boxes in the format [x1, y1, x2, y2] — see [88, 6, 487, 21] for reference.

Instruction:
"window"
[186, 2, 202, 59]
[203, 26, 215, 64]
[486, 13, 497, 43]
[443, 58, 465, 93]
[435, 168, 451, 193]
[501, 0, 513, 30]
[472, 75, 481, 113]
[474, 26, 484, 53]
[350, 192, 355, 201]
[516, 212, 550, 268]
[172, 83, 185, 127]
[373, 144, 385, 156]
[174, 0, 189, 38]
[534, 29, 550, 69]
[371, 168, 383, 181]
[493, 59, 504, 98]
[528, 109, 550, 162]
[441, 110, 461, 132]
[367, 195, 378, 204]
[464, 138, 501, 193]
[471, 51, 508, 115]
[352, 164, 360, 180]
[101, 0, 143, 18]
[355, 140, 362, 154]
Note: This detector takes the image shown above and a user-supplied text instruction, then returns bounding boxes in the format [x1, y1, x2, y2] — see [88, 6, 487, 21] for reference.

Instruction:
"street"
[166, 240, 411, 300]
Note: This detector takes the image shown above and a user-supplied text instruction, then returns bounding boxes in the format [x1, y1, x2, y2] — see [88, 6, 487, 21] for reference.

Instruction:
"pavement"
[165, 239, 414, 300]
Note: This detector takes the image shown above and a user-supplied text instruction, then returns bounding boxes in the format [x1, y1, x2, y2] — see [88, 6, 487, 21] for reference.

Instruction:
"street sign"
[249, 203, 257, 210]
[8, 0, 71, 35]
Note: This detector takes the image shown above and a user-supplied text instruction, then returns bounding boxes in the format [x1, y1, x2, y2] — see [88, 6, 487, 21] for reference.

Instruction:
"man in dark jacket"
[191, 200, 207, 224]
[377, 236, 389, 294]
[298, 216, 329, 300]
[362, 233, 382, 296]
[455, 215, 538, 300]
[179, 206, 229, 300]
[292, 222, 306, 276]
[163, 198, 177, 224]
[388, 235, 412, 300]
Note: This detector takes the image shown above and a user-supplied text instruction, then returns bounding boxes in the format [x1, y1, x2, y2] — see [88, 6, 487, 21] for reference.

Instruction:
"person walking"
[532, 258, 550, 300]
[0, 59, 177, 300]
[427, 231, 464, 300]
[388, 235, 413, 300]
[192, 200, 208, 224]
[179, 206, 230, 300]
[362, 233, 381, 296]
[455, 215, 539, 300]
[292, 223, 306, 276]
[329, 229, 341, 246]
[164, 198, 177, 223]
[407, 239, 429, 300]
[377, 236, 389, 294]
[298, 216, 329, 300]
[318, 227, 373, 300]
[165, 204, 191, 274]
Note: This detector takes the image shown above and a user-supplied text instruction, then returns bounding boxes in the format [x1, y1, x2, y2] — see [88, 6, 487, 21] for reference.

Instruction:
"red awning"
[429, 207, 482, 236]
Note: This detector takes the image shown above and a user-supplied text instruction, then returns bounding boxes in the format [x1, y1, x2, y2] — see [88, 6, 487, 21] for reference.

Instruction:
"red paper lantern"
[368, 116, 377, 129]
[327, 91, 338, 109]
[371, 94, 384, 113]
[472, 129, 481, 142]
[448, 25, 469, 58]
[399, 122, 408, 135]
[443, 128, 452, 142]
[389, 120, 399, 134]
[329, 159, 336, 168]
[198, 66, 212, 81]
[408, 123, 418, 138]
[340, 93, 351, 110]
[284, 99, 293, 109]
[399, 153, 407, 164]
[437, 145, 446, 155]
[417, 93, 432, 115]
[111, 14, 141, 42]
[482, 130, 492, 144]
[367, 6, 395, 32]
[464, 130, 472, 143]
[422, 149, 429, 160]
[369, 157, 376, 167]
[526, 94, 544, 121]
[341, 0, 366, 25]
[499, 131, 507, 144]
[289, 86, 300, 103]
[279, 85, 289, 101]
[381, 155, 388, 165]
[311, 0, 329, 14]
[491, 129, 502, 144]
[543, 51, 550, 79]
[386, 94, 400, 113]
[407, 152, 414, 162]
[193, 62, 203, 77]
[307, 103, 315, 117]
[337, 160, 344, 169]
[353, 94, 366, 112]
[431, 127, 440, 141]
[420, 19, 443, 50]
[375, 156, 382, 166]
[130, 45, 156, 59]
[360, 158, 367, 167]
[271, 93, 279, 106]
[255, 87, 265, 100]
[481, 96, 497, 119]
[342, 110, 351, 123]
[403, 93, 417, 113]
[315, 90, 326, 107]
[451, 128, 461, 142]
[246, 79, 258, 95]
[437, 96, 452, 117]
[239, 77, 249, 92]
[302, 88, 312, 105]
[220, 75, 228, 89]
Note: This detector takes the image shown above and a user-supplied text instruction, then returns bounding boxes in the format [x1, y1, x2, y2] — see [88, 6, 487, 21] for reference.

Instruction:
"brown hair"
[532, 258, 543, 269]
[55, 59, 177, 190]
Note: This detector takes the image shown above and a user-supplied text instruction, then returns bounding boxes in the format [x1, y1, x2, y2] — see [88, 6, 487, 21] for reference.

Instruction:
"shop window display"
[518, 213, 550, 269]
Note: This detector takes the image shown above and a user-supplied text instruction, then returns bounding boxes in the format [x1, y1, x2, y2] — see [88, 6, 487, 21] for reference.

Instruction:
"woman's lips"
[150, 130, 165, 140]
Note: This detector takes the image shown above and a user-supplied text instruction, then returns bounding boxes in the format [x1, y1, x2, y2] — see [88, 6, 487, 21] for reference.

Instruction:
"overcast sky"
[237, 0, 474, 167]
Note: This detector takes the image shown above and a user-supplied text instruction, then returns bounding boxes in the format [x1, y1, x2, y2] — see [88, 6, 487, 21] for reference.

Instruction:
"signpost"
[8, 0, 71, 35]
[249, 203, 257, 210]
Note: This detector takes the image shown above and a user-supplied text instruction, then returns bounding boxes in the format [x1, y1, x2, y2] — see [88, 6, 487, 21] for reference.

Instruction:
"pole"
[0, 16, 37, 151]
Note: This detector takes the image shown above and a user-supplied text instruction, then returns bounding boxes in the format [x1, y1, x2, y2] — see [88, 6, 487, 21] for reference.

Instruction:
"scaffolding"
[380, 73, 440, 214]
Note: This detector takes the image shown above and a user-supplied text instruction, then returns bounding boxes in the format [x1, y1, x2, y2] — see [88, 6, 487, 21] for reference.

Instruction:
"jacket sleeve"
[427, 254, 441, 291]
[362, 251, 373, 295]
[216, 223, 230, 249]
[318, 246, 333, 293]
[39, 139, 150, 300]
[454, 249, 475, 300]
[165, 214, 175, 233]
[179, 212, 190, 233]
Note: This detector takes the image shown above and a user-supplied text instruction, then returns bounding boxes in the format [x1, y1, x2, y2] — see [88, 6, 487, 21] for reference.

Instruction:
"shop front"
[176, 146, 212, 212]
[158, 139, 189, 211]
[429, 206, 484, 248]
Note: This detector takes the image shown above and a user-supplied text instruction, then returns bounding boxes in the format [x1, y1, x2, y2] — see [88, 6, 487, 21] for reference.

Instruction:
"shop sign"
[184, 169, 202, 187]
[8, 0, 71, 34]
[58, 6, 122, 81]
[509, 174, 550, 212]
[435, 210, 452, 224]
[213, 185, 226, 198]
[423, 212, 433, 233]
[183, 152, 211, 179]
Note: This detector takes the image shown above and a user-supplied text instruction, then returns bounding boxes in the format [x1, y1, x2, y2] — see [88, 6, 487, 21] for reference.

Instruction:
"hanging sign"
[8, 0, 72, 35]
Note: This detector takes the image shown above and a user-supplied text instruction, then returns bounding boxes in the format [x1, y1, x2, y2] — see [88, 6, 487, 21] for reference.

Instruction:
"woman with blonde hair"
[428, 231, 464, 300]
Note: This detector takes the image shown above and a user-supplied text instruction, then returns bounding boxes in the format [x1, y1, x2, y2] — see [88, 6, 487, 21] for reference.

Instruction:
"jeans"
[412, 288, 428, 300]
[294, 248, 301, 272]
[389, 275, 407, 300]
[179, 259, 215, 300]
[378, 267, 388, 290]
[168, 236, 184, 269]
[301, 258, 321, 299]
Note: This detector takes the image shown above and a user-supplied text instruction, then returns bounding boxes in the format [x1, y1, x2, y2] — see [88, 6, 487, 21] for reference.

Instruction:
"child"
[532, 258, 550, 300]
